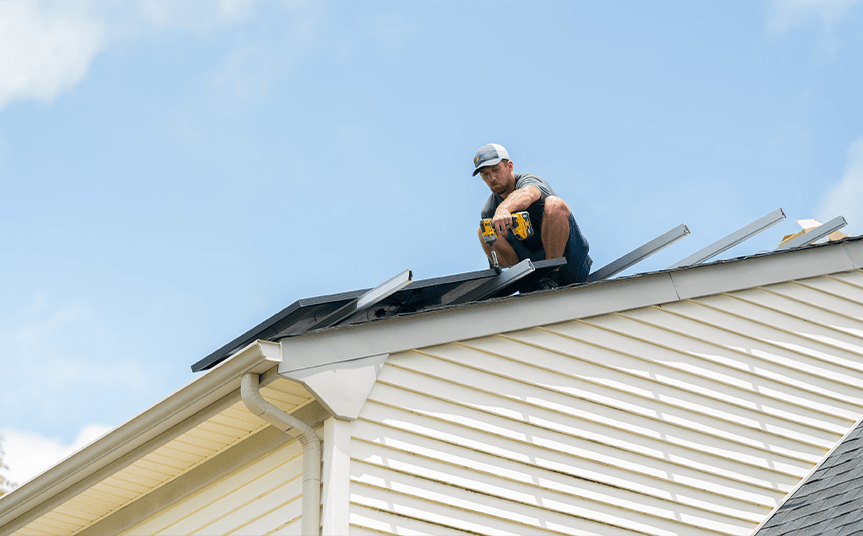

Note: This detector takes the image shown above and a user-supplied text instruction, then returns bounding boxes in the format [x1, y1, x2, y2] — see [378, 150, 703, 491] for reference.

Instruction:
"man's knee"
[544, 196, 571, 221]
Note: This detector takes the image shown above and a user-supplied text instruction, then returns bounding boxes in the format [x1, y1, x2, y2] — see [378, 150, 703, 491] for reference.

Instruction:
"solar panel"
[191, 258, 566, 372]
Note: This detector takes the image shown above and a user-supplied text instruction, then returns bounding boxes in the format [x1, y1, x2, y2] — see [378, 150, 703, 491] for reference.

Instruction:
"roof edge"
[280, 237, 863, 372]
[749, 412, 863, 535]
[0, 340, 282, 531]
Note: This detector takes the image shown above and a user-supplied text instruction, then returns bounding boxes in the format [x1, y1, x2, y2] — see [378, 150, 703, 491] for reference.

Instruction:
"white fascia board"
[280, 239, 863, 371]
[280, 271, 681, 370]
[281, 353, 388, 420]
[670, 240, 857, 300]
[844, 238, 863, 269]
[0, 340, 282, 530]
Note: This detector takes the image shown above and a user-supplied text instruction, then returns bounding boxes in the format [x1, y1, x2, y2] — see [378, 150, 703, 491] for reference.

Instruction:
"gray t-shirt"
[480, 173, 554, 253]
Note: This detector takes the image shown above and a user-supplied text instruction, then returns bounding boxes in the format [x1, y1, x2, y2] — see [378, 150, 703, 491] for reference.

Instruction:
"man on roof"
[474, 143, 592, 288]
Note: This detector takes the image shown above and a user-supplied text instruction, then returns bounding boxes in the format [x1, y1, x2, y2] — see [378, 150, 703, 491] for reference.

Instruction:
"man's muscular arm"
[492, 185, 541, 235]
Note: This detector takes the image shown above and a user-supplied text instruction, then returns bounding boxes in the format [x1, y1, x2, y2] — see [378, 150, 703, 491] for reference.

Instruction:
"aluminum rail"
[307, 269, 412, 330]
[449, 259, 536, 304]
[775, 216, 847, 251]
[587, 223, 691, 282]
[669, 208, 786, 269]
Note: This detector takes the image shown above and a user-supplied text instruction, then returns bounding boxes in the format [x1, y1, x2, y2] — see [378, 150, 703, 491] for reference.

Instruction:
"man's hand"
[491, 185, 541, 237]
[492, 207, 513, 237]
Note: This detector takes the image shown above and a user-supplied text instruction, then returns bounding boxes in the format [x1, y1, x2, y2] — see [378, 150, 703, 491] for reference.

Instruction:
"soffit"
[9, 378, 313, 536]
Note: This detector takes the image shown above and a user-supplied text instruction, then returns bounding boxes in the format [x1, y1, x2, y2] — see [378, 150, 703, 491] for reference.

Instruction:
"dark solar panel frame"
[191, 258, 565, 372]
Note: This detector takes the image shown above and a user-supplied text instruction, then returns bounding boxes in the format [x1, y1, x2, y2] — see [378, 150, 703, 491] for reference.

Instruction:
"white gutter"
[0, 341, 282, 532]
[241, 373, 321, 536]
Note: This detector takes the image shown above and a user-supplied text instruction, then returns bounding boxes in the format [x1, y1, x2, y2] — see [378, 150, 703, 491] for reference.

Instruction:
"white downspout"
[241, 373, 321, 536]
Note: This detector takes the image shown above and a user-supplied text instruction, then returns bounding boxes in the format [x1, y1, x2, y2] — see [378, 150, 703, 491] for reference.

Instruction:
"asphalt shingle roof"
[754, 418, 863, 536]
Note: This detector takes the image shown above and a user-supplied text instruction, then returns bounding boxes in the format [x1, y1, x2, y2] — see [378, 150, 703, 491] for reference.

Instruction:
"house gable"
[346, 270, 863, 534]
[3, 239, 863, 535]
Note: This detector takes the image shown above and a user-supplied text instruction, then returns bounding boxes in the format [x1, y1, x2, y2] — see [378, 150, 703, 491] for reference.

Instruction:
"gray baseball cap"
[472, 143, 510, 176]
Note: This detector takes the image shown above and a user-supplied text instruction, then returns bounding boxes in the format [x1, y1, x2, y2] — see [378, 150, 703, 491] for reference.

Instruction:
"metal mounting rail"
[449, 259, 535, 305]
[669, 208, 786, 269]
[775, 216, 847, 251]
[307, 269, 413, 330]
[586, 223, 690, 282]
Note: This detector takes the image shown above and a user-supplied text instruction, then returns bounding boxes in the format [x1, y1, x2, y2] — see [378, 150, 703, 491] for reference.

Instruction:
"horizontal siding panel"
[657, 301, 863, 387]
[359, 398, 791, 516]
[736, 287, 863, 339]
[225, 497, 302, 536]
[351, 470, 667, 536]
[371, 376, 807, 486]
[187, 475, 301, 536]
[350, 503, 480, 535]
[608, 308, 863, 422]
[351, 437, 761, 531]
[798, 273, 863, 307]
[123, 439, 303, 536]
[418, 340, 833, 458]
[696, 294, 863, 366]
[617, 308, 863, 414]
[771, 280, 863, 323]
[266, 516, 302, 536]
[353, 415, 783, 508]
[524, 322, 853, 445]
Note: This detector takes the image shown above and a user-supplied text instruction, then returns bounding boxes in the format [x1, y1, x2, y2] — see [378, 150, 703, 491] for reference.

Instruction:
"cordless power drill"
[480, 211, 534, 269]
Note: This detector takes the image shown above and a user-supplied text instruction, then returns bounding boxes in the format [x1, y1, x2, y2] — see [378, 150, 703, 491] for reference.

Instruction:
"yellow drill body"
[480, 211, 535, 268]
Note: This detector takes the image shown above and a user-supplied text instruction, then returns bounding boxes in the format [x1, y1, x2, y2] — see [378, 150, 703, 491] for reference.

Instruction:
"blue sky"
[1, 0, 862, 487]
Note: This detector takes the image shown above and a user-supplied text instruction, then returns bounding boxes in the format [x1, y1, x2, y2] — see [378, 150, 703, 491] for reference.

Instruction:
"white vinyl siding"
[13, 379, 312, 536]
[348, 271, 863, 536]
[122, 439, 305, 536]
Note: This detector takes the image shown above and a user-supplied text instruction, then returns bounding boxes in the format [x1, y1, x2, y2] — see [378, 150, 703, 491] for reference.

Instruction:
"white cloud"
[2, 424, 112, 487]
[0, 0, 279, 112]
[816, 139, 863, 234]
[0, 1, 107, 110]
[767, 0, 861, 33]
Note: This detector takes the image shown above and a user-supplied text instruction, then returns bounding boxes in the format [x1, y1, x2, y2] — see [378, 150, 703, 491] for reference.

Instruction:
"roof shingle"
[754, 418, 863, 536]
